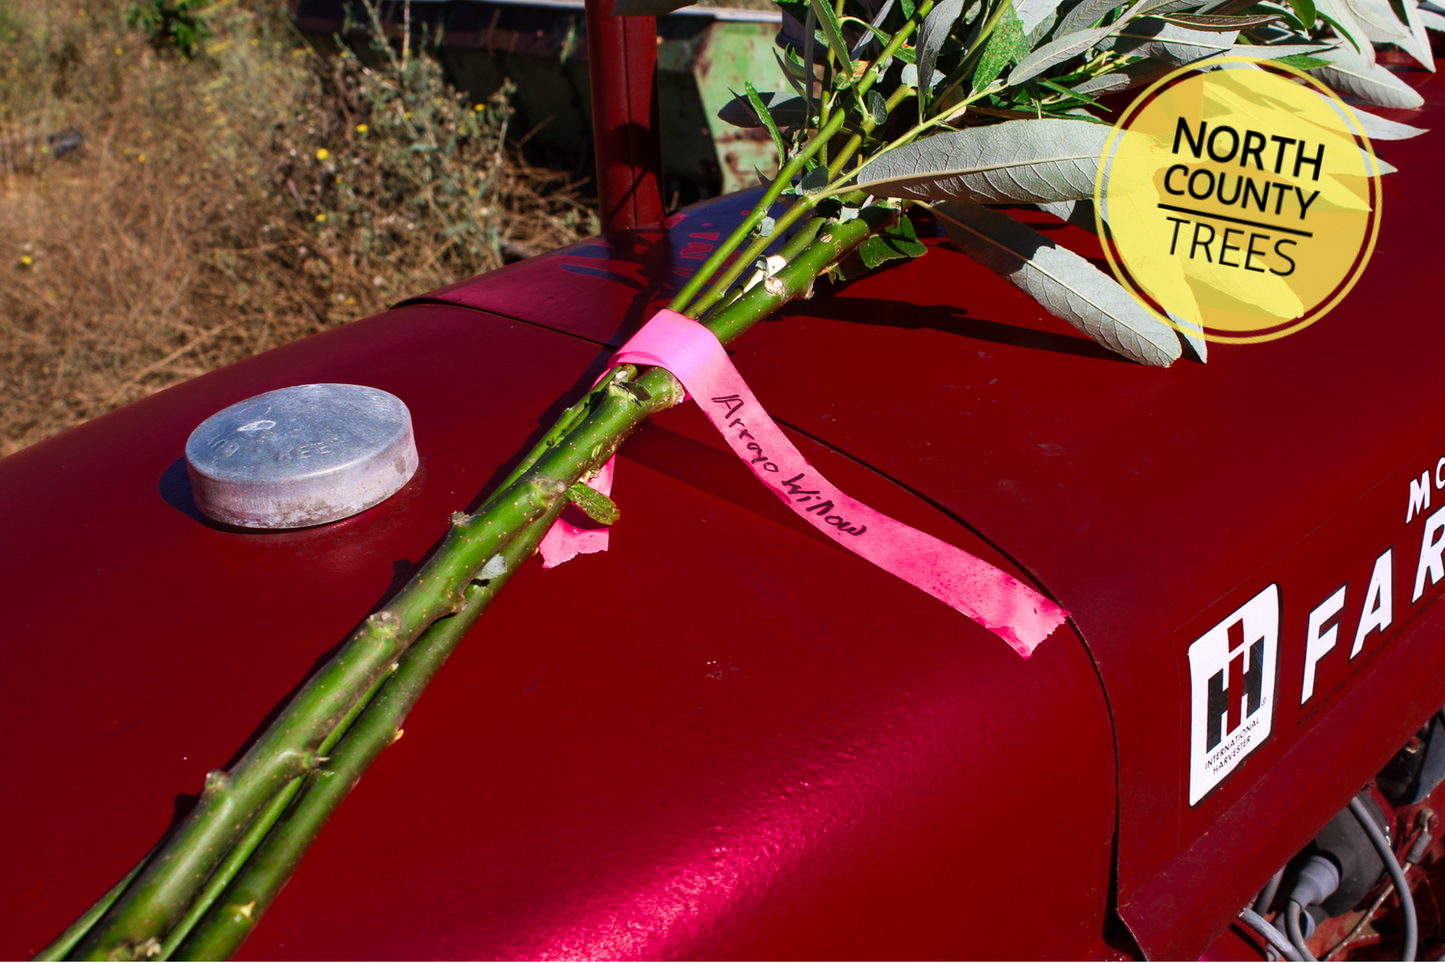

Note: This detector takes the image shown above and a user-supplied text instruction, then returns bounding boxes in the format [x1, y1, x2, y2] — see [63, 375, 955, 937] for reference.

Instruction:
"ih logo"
[1188, 585, 1280, 805]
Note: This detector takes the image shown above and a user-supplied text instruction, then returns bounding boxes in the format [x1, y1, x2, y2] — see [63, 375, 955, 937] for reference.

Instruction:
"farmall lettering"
[1186, 451, 1445, 807]
[1188, 586, 1281, 805]
[1301, 456, 1445, 711]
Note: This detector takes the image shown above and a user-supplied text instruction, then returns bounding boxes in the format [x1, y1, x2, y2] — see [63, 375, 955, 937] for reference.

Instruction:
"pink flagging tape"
[541, 310, 1068, 657]
[537, 457, 614, 570]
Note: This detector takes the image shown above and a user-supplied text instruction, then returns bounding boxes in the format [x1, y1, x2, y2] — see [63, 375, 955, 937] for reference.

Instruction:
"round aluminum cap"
[185, 384, 418, 529]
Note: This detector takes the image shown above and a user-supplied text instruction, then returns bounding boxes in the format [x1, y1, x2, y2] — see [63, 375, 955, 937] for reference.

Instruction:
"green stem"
[668, 0, 932, 317]
[153, 666, 397, 961]
[34, 850, 157, 962]
[167, 202, 896, 960]
[666, 109, 847, 316]
[168, 510, 560, 961]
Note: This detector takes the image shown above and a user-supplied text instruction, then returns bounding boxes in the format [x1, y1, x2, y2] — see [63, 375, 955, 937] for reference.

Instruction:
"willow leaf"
[1038, 198, 1101, 232]
[1287, 0, 1319, 26]
[1169, 313, 1208, 363]
[1390, 0, 1437, 69]
[851, 0, 896, 56]
[1161, 12, 1281, 26]
[1311, 47, 1424, 107]
[718, 92, 811, 130]
[1236, 41, 1339, 57]
[1103, 18, 1238, 63]
[1315, 0, 1375, 61]
[1056, 0, 1130, 36]
[935, 201, 1180, 367]
[1009, 22, 1117, 84]
[1073, 56, 1170, 92]
[858, 118, 1108, 203]
[808, 0, 855, 75]
[1016, 0, 1067, 35]
[1342, 104, 1428, 138]
[566, 483, 620, 526]
[1341, 0, 1412, 43]
[973, 5, 1030, 91]
[745, 83, 788, 160]
[918, 0, 967, 109]
[1422, 1, 1445, 31]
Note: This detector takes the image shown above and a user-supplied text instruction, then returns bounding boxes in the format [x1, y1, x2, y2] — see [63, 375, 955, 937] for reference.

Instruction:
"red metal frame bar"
[583, 0, 665, 232]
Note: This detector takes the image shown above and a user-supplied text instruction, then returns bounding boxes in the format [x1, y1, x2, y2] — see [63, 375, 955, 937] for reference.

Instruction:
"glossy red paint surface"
[2, 60, 1442, 963]
[0, 299, 1116, 958]
[418, 64, 1445, 957]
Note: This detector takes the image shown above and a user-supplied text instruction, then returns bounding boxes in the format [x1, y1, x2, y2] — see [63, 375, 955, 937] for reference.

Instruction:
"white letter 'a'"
[1303, 584, 1347, 704]
[1352, 550, 1393, 658]
[1415, 506, 1445, 603]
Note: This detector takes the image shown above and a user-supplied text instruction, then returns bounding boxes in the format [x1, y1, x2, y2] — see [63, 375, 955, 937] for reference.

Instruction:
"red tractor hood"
[3, 68, 1444, 961]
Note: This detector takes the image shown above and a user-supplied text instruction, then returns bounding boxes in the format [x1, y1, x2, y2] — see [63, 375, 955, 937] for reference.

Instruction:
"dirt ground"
[0, 0, 597, 457]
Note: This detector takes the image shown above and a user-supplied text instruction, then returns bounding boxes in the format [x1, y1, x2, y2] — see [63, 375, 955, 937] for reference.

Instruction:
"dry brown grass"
[0, 0, 597, 457]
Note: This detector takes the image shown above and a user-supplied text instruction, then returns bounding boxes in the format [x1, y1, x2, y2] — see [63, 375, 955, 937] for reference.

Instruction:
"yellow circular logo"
[1095, 56, 1382, 344]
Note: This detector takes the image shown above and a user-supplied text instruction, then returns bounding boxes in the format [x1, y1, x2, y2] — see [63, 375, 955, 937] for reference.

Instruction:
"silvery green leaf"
[1392, 0, 1437, 69]
[808, 0, 855, 76]
[1038, 198, 1102, 231]
[1009, 23, 1118, 84]
[1345, 106, 1428, 138]
[1370, 151, 1397, 173]
[1016, 0, 1066, 36]
[719, 92, 811, 130]
[1341, 0, 1411, 42]
[973, 5, 1030, 91]
[1073, 71, 1133, 93]
[1315, 0, 1375, 62]
[899, 62, 946, 87]
[1101, 18, 1238, 65]
[1169, 313, 1208, 363]
[1161, 12, 1281, 27]
[1136, 0, 1204, 16]
[759, 215, 777, 236]
[799, 165, 830, 194]
[1056, 0, 1130, 36]
[1420, 2, 1445, 30]
[1311, 46, 1424, 107]
[857, 118, 1109, 203]
[1228, 41, 1338, 57]
[867, 89, 889, 126]
[850, 0, 895, 56]
[611, 0, 691, 13]
[1073, 56, 1171, 92]
[935, 201, 1180, 366]
[917, 0, 966, 108]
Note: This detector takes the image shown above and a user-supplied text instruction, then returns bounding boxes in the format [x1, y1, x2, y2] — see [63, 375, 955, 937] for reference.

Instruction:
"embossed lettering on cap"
[185, 384, 418, 529]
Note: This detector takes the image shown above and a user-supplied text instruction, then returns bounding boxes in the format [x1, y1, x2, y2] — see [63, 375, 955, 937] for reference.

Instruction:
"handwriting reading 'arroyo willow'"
[711, 394, 870, 536]
[547, 309, 1069, 657]
[1159, 117, 1325, 276]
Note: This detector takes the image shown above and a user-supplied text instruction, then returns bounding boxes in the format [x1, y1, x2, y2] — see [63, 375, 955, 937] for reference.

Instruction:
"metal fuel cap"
[185, 384, 419, 529]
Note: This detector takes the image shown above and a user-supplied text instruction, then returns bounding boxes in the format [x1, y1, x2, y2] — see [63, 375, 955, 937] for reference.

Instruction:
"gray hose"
[1256, 866, 1286, 914]
[1348, 796, 1418, 962]
[1240, 907, 1305, 961]
[1286, 900, 1320, 962]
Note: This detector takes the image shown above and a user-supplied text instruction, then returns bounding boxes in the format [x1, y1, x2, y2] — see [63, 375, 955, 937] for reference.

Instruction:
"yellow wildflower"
[356, 124, 368, 134]
[316, 148, 330, 161]
[315, 213, 327, 223]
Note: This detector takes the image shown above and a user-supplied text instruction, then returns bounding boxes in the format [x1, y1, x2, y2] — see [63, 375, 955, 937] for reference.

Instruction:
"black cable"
[1348, 796, 1418, 962]
[1286, 900, 1320, 963]
[1240, 907, 1304, 962]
